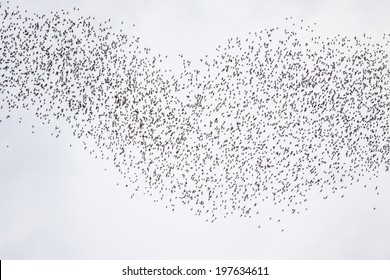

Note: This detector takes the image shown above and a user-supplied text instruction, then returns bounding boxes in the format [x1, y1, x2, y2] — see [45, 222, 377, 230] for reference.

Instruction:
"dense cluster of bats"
[1, 1, 389, 225]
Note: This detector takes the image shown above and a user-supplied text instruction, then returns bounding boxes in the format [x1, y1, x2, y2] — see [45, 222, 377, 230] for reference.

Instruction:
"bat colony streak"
[1, 1, 389, 226]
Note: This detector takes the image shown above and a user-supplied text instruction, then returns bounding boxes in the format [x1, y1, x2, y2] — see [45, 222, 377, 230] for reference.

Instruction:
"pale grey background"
[0, 0, 390, 259]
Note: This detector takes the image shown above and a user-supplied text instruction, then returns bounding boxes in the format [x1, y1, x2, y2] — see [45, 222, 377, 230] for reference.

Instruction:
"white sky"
[0, 0, 390, 259]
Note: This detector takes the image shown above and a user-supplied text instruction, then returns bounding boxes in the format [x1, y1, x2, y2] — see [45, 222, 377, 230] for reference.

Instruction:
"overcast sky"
[0, 0, 390, 259]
